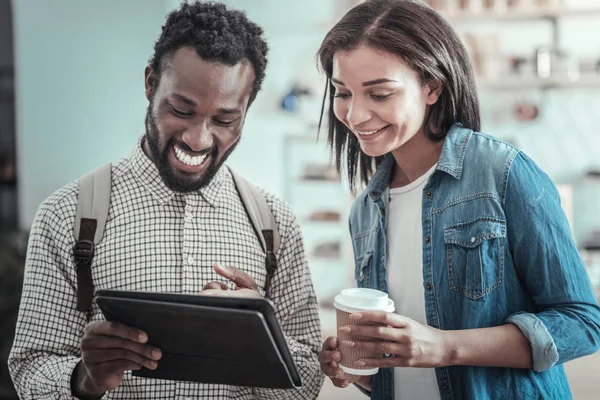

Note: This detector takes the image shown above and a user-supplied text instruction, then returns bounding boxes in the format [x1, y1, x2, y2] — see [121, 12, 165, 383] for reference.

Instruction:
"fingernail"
[138, 333, 147, 343]
[349, 313, 363, 320]
[341, 340, 355, 347]
[332, 352, 341, 361]
[355, 360, 366, 367]
[150, 361, 157, 369]
[338, 326, 351, 333]
[336, 370, 344, 378]
[152, 349, 162, 359]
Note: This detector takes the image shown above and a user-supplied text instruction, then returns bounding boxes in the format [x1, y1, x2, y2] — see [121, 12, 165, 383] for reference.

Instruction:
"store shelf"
[476, 75, 600, 90]
[441, 7, 600, 22]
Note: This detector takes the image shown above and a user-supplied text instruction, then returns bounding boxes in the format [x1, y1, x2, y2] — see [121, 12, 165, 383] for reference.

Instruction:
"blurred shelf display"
[282, 134, 355, 305]
[477, 74, 600, 90]
[306, 210, 342, 223]
[420, 1, 600, 91]
[440, 6, 600, 22]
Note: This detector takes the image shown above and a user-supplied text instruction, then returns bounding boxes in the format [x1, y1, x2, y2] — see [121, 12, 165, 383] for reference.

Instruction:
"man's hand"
[318, 336, 371, 390]
[72, 321, 162, 399]
[201, 263, 261, 298]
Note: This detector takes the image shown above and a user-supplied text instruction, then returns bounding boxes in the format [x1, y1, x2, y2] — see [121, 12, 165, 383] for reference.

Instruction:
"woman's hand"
[318, 336, 372, 390]
[338, 311, 452, 369]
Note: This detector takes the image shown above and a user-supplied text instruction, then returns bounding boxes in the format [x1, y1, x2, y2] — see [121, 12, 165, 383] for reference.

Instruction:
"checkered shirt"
[8, 136, 324, 399]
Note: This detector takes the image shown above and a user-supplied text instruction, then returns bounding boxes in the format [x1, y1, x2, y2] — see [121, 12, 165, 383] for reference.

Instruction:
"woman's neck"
[390, 130, 444, 188]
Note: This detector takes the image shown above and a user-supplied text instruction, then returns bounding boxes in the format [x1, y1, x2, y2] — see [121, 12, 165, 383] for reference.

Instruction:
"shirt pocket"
[444, 218, 506, 300]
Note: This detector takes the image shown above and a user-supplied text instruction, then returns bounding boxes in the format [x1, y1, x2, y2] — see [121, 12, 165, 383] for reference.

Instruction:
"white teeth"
[174, 146, 207, 167]
[357, 127, 384, 136]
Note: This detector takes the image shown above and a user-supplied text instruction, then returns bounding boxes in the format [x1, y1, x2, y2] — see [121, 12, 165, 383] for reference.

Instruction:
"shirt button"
[425, 236, 431, 243]
[426, 191, 432, 197]
[426, 283, 433, 290]
[471, 236, 476, 243]
[187, 255, 194, 264]
[442, 384, 450, 392]
[185, 212, 193, 221]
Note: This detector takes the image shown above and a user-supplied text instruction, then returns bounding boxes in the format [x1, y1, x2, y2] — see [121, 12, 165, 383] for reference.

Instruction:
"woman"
[316, 0, 600, 399]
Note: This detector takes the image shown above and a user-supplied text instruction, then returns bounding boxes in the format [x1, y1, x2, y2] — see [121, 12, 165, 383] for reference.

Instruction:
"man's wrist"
[71, 361, 104, 400]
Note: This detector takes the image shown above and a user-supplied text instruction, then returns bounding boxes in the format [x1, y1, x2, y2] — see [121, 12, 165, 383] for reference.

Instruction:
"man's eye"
[213, 118, 237, 126]
[170, 106, 193, 117]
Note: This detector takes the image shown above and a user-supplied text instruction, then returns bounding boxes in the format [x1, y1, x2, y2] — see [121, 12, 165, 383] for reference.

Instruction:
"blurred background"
[1, 0, 599, 399]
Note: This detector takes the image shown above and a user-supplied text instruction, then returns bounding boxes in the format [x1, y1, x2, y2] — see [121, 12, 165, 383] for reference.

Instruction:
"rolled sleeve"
[58, 357, 81, 399]
[506, 312, 559, 372]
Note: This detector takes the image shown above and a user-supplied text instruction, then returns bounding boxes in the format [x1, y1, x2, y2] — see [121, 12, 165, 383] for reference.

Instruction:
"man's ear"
[144, 66, 157, 101]
[425, 79, 443, 105]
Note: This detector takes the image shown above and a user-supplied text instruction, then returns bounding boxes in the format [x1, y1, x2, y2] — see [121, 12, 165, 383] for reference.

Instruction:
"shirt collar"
[128, 135, 228, 208]
[366, 123, 472, 201]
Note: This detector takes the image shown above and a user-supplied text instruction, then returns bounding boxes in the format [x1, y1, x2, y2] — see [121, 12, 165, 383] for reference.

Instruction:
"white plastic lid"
[333, 288, 395, 314]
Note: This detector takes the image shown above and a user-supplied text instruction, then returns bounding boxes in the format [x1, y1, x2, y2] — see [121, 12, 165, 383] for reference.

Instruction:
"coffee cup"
[333, 288, 395, 376]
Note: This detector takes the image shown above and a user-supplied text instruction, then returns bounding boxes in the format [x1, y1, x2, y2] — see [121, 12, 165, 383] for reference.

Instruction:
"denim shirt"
[348, 124, 600, 400]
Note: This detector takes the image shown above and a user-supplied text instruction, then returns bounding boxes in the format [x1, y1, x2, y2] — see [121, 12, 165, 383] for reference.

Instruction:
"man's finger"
[318, 349, 341, 364]
[81, 336, 162, 361]
[213, 264, 258, 290]
[98, 359, 144, 376]
[202, 281, 228, 290]
[86, 321, 148, 344]
[85, 349, 158, 370]
[331, 378, 351, 388]
[322, 336, 338, 350]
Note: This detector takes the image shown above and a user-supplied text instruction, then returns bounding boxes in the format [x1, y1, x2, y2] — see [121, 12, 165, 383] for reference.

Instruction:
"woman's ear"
[425, 79, 443, 105]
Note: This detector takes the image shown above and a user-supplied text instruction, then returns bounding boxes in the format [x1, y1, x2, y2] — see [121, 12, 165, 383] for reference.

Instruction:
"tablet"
[95, 290, 301, 389]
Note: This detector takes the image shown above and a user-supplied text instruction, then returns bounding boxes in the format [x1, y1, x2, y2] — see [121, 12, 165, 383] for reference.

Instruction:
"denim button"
[426, 283, 433, 290]
[425, 236, 431, 243]
[426, 191, 432, 197]
[443, 384, 450, 392]
[471, 236, 476, 243]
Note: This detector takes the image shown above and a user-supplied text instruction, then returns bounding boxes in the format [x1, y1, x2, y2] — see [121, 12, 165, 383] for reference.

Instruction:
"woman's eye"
[370, 94, 392, 101]
[333, 92, 351, 99]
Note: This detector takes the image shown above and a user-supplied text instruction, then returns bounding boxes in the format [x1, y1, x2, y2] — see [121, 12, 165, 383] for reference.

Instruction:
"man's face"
[143, 47, 255, 192]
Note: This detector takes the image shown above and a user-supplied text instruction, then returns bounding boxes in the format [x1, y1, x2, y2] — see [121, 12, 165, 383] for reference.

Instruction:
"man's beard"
[144, 101, 238, 193]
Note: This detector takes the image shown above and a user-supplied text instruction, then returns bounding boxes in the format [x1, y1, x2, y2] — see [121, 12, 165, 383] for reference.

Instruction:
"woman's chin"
[360, 145, 389, 158]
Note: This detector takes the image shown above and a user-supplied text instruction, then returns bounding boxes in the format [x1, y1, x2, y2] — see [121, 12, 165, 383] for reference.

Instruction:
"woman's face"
[331, 44, 441, 157]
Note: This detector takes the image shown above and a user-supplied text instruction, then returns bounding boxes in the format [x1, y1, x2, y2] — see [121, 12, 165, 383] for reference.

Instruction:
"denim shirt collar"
[366, 123, 472, 202]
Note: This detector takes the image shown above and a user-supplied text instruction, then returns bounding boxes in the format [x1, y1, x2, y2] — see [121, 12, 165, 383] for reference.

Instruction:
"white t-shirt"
[387, 164, 441, 400]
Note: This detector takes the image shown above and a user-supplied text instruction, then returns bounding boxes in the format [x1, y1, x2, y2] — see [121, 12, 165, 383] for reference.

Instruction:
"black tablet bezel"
[94, 289, 301, 387]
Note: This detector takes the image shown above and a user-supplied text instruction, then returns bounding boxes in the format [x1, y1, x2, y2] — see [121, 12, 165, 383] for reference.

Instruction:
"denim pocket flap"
[444, 219, 506, 248]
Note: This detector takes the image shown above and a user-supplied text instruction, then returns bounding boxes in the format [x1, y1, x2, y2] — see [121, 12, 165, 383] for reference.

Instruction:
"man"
[8, 2, 324, 399]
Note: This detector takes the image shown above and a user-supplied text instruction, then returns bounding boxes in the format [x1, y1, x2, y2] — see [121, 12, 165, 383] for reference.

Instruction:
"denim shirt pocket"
[444, 218, 506, 299]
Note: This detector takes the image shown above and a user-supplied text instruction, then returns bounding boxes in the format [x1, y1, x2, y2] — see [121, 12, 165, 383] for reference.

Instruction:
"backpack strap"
[229, 167, 280, 297]
[73, 164, 111, 313]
